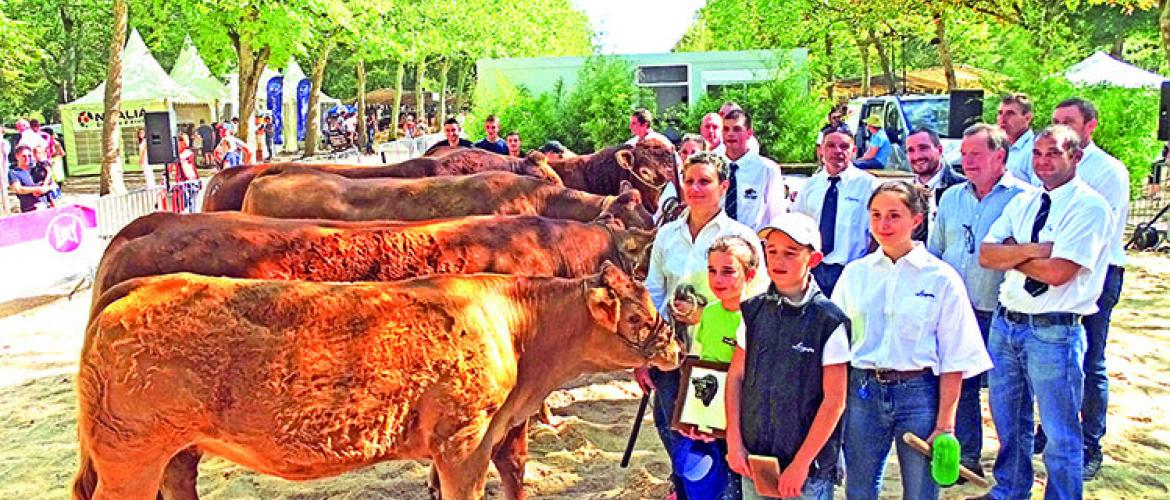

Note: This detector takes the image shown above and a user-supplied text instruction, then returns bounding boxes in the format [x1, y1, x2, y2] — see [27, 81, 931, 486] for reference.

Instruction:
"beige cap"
[758, 213, 822, 252]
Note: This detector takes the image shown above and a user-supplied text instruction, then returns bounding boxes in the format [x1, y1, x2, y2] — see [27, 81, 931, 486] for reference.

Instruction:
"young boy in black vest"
[725, 213, 851, 500]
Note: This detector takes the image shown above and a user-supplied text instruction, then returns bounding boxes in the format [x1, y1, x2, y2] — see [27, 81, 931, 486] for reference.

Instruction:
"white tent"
[1065, 51, 1167, 89]
[224, 58, 340, 152]
[169, 36, 230, 119]
[59, 29, 216, 175]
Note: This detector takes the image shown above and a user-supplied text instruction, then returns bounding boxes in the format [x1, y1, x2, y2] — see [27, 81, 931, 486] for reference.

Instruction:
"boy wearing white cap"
[725, 213, 851, 500]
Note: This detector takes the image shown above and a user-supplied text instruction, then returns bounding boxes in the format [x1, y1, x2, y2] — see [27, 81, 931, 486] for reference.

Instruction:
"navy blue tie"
[1024, 193, 1052, 297]
[725, 162, 739, 219]
[820, 176, 841, 256]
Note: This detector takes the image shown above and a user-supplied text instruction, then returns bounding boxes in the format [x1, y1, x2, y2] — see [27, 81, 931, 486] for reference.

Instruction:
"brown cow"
[431, 140, 677, 213]
[73, 265, 681, 500]
[241, 169, 655, 230]
[85, 212, 654, 500]
[200, 152, 561, 212]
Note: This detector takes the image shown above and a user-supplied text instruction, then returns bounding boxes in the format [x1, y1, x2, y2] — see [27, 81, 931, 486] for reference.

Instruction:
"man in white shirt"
[713, 101, 760, 156]
[700, 112, 722, 151]
[906, 127, 966, 242]
[1049, 97, 1129, 479]
[978, 125, 1112, 500]
[792, 131, 876, 297]
[999, 93, 1037, 186]
[719, 109, 787, 232]
[625, 108, 671, 146]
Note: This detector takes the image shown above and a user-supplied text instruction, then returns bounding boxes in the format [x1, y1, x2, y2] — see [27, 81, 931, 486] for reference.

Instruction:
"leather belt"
[997, 306, 1081, 327]
[866, 368, 931, 384]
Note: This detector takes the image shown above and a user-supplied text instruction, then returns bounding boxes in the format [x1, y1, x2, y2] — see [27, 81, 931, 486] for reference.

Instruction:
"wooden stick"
[901, 432, 991, 489]
[620, 392, 651, 468]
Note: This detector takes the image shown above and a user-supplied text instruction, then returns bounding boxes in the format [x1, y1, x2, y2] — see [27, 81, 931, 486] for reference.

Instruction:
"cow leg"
[533, 402, 564, 430]
[492, 420, 529, 500]
[159, 448, 202, 500]
[435, 451, 491, 500]
[427, 463, 441, 499]
[90, 453, 169, 500]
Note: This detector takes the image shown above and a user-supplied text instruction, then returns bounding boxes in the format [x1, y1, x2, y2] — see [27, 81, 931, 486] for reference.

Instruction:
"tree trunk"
[356, 56, 368, 152]
[391, 61, 404, 136]
[453, 61, 470, 112]
[437, 58, 451, 124]
[303, 38, 336, 157]
[935, 9, 957, 91]
[858, 37, 871, 96]
[1110, 38, 1125, 60]
[1162, 0, 1170, 80]
[868, 28, 896, 95]
[415, 59, 427, 128]
[98, 0, 127, 196]
[825, 34, 835, 101]
[233, 33, 270, 155]
[59, 2, 77, 103]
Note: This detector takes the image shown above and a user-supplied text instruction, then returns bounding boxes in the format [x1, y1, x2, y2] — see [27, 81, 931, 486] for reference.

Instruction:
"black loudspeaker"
[1158, 81, 1170, 141]
[948, 89, 984, 138]
[143, 111, 176, 164]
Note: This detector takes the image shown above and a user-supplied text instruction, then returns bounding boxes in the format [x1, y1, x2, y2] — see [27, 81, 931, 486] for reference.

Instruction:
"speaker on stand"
[143, 111, 177, 190]
[948, 89, 984, 139]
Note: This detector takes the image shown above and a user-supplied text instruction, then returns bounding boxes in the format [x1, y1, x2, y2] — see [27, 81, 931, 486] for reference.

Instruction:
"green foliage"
[469, 57, 652, 153]
[984, 76, 1162, 196]
[684, 64, 831, 163]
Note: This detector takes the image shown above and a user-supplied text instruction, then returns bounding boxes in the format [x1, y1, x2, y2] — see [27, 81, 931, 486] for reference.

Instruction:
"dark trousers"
[1082, 265, 1124, 456]
[811, 263, 845, 299]
[649, 367, 689, 499]
[955, 309, 993, 464]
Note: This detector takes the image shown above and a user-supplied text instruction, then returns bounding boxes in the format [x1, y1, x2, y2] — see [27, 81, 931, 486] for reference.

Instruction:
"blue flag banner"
[297, 79, 311, 142]
[266, 76, 284, 145]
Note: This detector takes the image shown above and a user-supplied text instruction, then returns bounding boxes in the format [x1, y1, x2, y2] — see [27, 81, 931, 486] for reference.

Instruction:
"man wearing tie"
[720, 109, 787, 231]
[791, 130, 876, 297]
[976, 125, 1111, 500]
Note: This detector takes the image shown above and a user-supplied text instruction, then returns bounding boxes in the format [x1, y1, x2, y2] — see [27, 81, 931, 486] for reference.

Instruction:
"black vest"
[740, 285, 849, 480]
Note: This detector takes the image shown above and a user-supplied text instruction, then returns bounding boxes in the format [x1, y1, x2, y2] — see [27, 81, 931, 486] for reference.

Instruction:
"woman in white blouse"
[636, 151, 765, 499]
[832, 181, 992, 500]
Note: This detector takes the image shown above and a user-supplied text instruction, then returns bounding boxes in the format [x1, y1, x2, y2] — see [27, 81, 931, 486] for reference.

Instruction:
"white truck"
[844, 92, 983, 171]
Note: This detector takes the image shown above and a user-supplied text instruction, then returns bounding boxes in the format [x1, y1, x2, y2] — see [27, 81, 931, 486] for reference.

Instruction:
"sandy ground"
[1, 253, 1168, 499]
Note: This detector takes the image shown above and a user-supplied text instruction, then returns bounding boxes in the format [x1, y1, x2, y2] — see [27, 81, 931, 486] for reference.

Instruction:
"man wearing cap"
[928, 123, 1032, 478]
[726, 212, 850, 500]
[792, 131, 877, 297]
[853, 114, 892, 170]
[538, 140, 573, 161]
[976, 125, 1111, 500]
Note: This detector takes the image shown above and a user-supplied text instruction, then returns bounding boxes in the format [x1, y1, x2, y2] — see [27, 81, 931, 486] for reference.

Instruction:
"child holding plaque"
[725, 213, 851, 500]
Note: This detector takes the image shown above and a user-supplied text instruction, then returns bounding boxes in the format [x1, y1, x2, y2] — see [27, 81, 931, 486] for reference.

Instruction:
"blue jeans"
[649, 367, 688, 499]
[1082, 265, 1123, 456]
[988, 313, 1086, 500]
[741, 476, 833, 500]
[956, 309, 994, 464]
[811, 263, 845, 299]
[223, 151, 242, 167]
[844, 369, 939, 500]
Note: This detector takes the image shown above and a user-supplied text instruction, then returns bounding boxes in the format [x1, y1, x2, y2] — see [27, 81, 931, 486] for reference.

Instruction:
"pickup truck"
[844, 93, 980, 171]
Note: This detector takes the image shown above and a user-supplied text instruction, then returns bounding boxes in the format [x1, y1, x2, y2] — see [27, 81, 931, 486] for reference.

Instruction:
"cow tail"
[71, 449, 98, 500]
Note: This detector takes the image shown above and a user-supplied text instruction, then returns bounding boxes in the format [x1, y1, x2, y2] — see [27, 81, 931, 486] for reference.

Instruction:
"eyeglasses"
[963, 224, 975, 254]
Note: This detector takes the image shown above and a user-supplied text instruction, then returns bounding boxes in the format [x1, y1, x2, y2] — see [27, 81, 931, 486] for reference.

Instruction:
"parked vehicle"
[845, 92, 983, 171]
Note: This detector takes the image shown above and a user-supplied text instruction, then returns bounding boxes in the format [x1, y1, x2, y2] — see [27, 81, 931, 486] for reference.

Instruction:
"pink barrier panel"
[0, 204, 97, 251]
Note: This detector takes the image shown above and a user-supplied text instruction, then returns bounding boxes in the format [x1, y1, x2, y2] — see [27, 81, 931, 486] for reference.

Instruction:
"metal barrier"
[95, 180, 204, 239]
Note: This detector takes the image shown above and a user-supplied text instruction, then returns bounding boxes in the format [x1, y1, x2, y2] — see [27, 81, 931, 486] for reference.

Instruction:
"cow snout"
[649, 337, 683, 371]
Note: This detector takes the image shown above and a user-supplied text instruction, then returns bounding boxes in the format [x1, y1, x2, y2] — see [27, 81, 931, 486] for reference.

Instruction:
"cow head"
[585, 261, 682, 370]
[615, 226, 655, 281]
[520, 150, 564, 186]
[615, 140, 674, 191]
[601, 188, 654, 230]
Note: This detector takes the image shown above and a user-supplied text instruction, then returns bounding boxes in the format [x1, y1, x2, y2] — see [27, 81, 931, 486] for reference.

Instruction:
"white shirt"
[1005, 129, 1038, 187]
[1077, 142, 1129, 267]
[626, 130, 672, 147]
[791, 166, 877, 265]
[645, 209, 768, 315]
[832, 244, 993, 379]
[736, 280, 852, 366]
[721, 150, 787, 231]
[984, 178, 1112, 315]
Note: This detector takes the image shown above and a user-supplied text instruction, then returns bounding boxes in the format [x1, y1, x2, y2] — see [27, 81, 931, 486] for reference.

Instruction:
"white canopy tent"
[1065, 51, 1168, 89]
[224, 58, 340, 152]
[169, 36, 230, 121]
[58, 29, 214, 175]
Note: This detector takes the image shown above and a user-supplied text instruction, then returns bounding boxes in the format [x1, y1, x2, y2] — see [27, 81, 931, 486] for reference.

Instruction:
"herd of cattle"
[72, 140, 685, 500]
